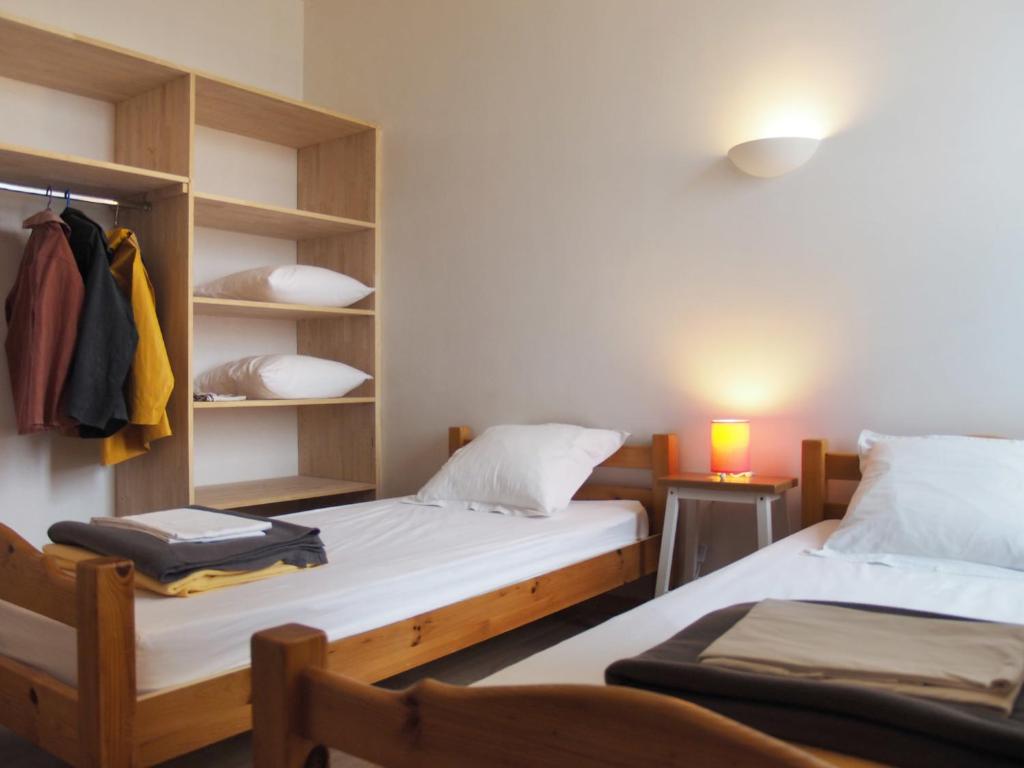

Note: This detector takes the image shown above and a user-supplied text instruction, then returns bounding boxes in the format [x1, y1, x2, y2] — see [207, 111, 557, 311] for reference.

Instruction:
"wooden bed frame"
[248, 439, 884, 768]
[0, 426, 677, 767]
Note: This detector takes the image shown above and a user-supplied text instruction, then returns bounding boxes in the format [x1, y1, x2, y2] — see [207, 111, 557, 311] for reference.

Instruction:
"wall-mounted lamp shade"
[727, 137, 821, 178]
[710, 419, 751, 475]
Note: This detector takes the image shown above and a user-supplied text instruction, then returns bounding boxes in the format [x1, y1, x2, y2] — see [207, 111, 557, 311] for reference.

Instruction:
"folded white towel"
[91, 508, 271, 544]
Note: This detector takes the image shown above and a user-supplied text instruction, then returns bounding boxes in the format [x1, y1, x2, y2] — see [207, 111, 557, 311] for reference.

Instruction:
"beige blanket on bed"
[698, 599, 1024, 714]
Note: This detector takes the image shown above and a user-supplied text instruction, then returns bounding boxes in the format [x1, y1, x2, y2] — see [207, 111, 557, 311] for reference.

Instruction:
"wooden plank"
[251, 625, 326, 768]
[298, 403, 377, 486]
[0, 12, 188, 101]
[323, 537, 660, 682]
[801, 439, 827, 528]
[115, 75, 193, 177]
[603, 443, 653, 470]
[660, 472, 798, 495]
[449, 425, 472, 455]
[194, 397, 375, 410]
[573, 483, 654, 512]
[0, 654, 79, 766]
[115, 194, 194, 515]
[0, 524, 77, 626]
[823, 501, 849, 520]
[192, 296, 374, 321]
[135, 537, 658, 763]
[298, 129, 377, 221]
[195, 74, 374, 147]
[194, 475, 376, 510]
[826, 452, 861, 482]
[290, 671, 830, 768]
[194, 192, 374, 239]
[0, 142, 188, 199]
[76, 558, 136, 768]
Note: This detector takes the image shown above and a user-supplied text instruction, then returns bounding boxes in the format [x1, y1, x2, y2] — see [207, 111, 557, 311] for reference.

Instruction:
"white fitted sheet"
[0, 496, 647, 692]
[478, 520, 1024, 687]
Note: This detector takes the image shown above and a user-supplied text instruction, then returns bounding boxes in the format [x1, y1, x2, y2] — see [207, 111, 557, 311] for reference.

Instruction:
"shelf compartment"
[0, 12, 188, 102]
[193, 397, 374, 409]
[195, 475, 376, 510]
[0, 142, 188, 199]
[193, 296, 374, 320]
[195, 74, 375, 148]
[194, 192, 374, 239]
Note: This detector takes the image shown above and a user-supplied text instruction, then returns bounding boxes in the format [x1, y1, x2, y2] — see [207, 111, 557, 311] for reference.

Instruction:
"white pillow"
[817, 430, 1024, 574]
[195, 355, 371, 400]
[415, 423, 629, 517]
[195, 265, 373, 308]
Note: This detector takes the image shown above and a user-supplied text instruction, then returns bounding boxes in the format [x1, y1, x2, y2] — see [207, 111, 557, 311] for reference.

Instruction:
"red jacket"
[5, 209, 85, 433]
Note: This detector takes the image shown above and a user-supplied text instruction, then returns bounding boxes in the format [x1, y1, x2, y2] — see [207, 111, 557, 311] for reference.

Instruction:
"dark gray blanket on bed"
[605, 602, 1024, 768]
[48, 508, 326, 583]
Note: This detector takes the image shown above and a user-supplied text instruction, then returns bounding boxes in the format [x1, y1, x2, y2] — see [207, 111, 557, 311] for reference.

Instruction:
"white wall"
[0, 0, 305, 545]
[304, 0, 1024, 567]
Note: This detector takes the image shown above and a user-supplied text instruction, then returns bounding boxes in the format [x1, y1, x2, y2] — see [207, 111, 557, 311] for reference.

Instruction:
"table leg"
[655, 488, 679, 596]
[681, 499, 700, 584]
[755, 495, 773, 549]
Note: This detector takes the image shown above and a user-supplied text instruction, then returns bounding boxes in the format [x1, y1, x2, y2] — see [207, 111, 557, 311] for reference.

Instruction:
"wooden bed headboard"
[800, 439, 861, 529]
[449, 426, 679, 535]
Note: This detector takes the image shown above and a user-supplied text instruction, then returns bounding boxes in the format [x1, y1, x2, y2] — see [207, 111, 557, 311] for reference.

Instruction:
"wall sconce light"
[727, 136, 821, 178]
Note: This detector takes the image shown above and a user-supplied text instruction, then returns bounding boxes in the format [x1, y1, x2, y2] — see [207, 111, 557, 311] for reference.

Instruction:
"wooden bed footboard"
[251, 623, 833, 768]
[0, 523, 136, 767]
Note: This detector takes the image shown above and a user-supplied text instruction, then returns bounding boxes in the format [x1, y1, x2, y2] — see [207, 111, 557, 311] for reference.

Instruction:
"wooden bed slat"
[573, 483, 654, 509]
[0, 524, 78, 627]
[0, 654, 79, 766]
[825, 452, 860, 481]
[602, 443, 653, 469]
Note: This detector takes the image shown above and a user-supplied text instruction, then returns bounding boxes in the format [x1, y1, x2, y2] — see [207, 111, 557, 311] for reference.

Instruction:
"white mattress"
[478, 520, 1024, 687]
[0, 496, 647, 692]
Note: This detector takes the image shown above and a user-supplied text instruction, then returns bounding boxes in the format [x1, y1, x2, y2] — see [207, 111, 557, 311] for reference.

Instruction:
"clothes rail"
[0, 181, 151, 211]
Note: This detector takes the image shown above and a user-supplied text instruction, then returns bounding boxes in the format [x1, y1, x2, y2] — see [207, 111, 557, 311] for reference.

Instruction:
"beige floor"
[0, 590, 643, 767]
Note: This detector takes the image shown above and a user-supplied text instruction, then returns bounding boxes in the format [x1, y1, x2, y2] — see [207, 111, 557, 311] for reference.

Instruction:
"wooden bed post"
[448, 425, 471, 456]
[76, 558, 136, 768]
[801, 439, 827, 529]
[651, 433, 679, 535]
[252, 624, 328, 768]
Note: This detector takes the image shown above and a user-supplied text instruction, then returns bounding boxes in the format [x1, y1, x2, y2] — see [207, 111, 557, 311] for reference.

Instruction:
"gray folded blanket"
[605, 602, 1024, 768]
[48, 508, 326, 583]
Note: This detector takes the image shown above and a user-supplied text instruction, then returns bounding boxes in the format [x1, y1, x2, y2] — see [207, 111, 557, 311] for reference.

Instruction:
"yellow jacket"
[101, 228, 174, 465]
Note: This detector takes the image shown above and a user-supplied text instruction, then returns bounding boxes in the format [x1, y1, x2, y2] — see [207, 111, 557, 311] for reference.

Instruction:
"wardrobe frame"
[0, 426, 675, 766]
[0, 11, 381, 515]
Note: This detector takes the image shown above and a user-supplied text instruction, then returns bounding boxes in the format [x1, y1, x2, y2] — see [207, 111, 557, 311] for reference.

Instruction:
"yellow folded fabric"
[43, 543, 302, 597]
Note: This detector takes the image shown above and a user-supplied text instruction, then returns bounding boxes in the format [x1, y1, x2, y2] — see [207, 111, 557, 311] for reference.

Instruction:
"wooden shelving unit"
[193, 397, 375, 409]
[194, 192, 373, 240]
[0, 12, 380, 514]
[193, 296, 374, 320]
[0, 142, 188, 198]
[195, 475, 377, 510]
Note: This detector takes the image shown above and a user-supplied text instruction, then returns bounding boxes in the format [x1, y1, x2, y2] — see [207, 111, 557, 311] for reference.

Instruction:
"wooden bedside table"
[654, 473, 797, 596]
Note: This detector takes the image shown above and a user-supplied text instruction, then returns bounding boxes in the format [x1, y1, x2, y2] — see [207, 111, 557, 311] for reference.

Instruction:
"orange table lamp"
[710, 419, 751, 476]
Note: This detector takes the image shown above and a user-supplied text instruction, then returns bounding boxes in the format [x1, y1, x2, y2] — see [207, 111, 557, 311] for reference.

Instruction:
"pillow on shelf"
[194, 265, 373, 308]
[816, 430, 1024, 576]
[195, 355, 372, 400]
[414, 423, 628, 517]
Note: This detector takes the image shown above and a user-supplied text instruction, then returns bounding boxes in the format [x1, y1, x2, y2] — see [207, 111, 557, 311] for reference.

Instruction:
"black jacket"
[61, 207, 138, 437]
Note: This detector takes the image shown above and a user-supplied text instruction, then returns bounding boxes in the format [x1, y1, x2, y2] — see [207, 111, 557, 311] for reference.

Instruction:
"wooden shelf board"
[0, 12, 188, 101]
[0, 142, 188, 199]
[194, 192, 374, 240]
[193, 397, 374, 409]
[195, 74, 376, 148]
[195, 475, 376, 509]
[193, 296, 374, 320]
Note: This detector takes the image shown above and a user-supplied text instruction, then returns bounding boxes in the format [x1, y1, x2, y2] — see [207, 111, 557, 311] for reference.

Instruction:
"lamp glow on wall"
[710, 419, 751, 476]
[727, 136, 820, 177]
